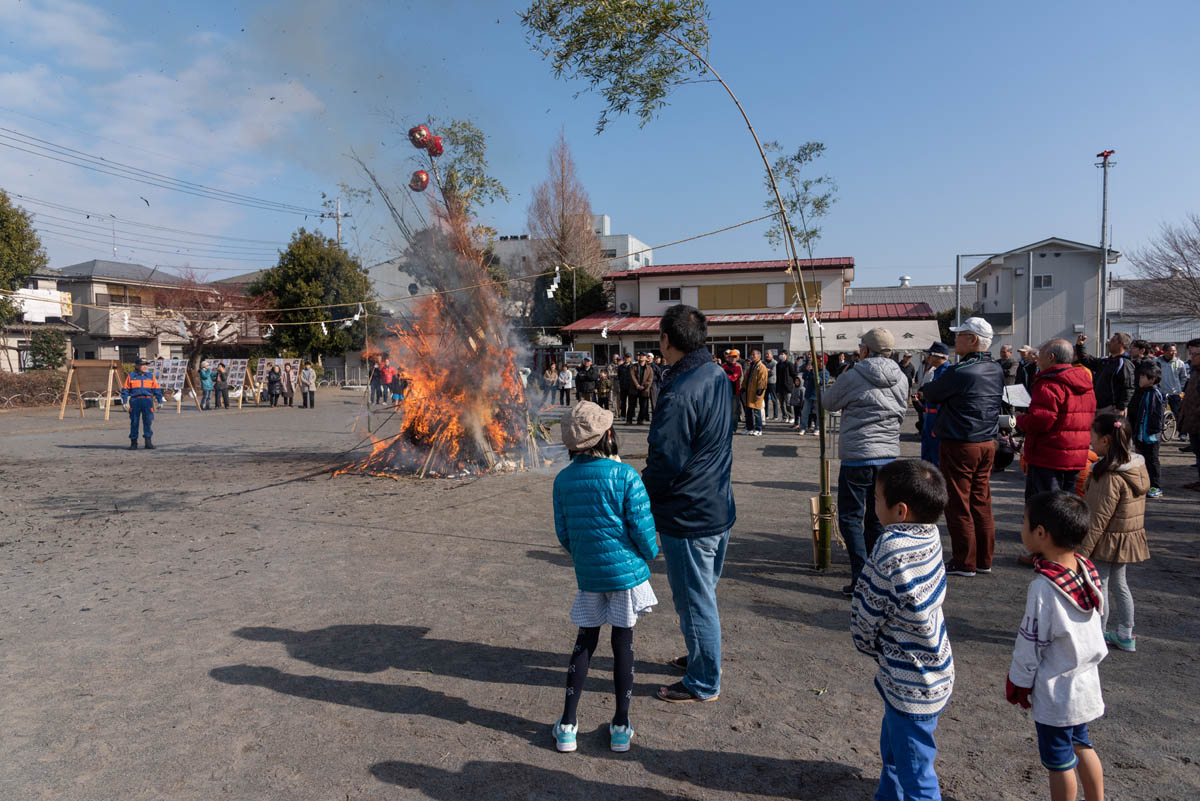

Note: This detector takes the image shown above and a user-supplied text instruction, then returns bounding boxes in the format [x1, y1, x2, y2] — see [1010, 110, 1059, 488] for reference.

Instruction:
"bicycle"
[1162, 408, 1178, 442]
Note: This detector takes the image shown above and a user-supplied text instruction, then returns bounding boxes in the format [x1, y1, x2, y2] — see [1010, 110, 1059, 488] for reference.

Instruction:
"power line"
[35, 228, 274, 264]
[11, 193, 289, 244]
[0, 107, 324, 197]
[0, 127, 327, 216]
[31, 213, 282, 255]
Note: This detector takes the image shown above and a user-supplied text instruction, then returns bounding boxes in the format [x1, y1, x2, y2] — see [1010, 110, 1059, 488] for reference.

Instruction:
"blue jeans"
[743, 405, 763, 432]
[661, 531, 729, 699]
[877, 702, 941, 801]
[128, 398, 154, 440]
[201, 389, 212, 410]
[766, 385, 779, 417]
[839, 464, 886, 587]
[801, 396, 818, 429]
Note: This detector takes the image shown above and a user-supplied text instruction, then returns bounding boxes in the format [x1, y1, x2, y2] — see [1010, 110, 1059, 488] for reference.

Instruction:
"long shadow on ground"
[370, 748, 883, 800]
[219, 623, 673, 690]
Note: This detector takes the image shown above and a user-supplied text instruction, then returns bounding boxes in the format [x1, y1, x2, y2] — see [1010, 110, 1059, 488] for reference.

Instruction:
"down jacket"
[1079, 455, 1150, 564]
[1017, 365, 1096, 472]
[1075, 343, 1135, 411]
[821, 356, 908, 463]
[921, 352, 1005, 443]
[553, 454, 659, 592]
[644, 347, 736, 539]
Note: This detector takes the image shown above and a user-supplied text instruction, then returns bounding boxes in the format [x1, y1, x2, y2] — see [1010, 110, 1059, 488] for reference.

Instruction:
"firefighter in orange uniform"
[121, 358, 165, 450]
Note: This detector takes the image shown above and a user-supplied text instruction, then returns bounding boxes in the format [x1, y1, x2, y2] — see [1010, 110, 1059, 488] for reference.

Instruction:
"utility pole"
[336, 198, 342, 248]
[1096, 150, 1115, 345]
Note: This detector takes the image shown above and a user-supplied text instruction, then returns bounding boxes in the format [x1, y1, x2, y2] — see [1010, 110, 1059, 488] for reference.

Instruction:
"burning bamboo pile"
[337, 128, 555, 479]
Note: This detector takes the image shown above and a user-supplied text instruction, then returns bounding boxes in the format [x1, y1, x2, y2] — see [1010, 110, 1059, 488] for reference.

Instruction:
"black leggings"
[562, 626, 634, 728]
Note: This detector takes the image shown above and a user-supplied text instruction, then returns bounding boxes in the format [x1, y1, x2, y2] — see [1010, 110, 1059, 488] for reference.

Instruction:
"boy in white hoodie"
[1007, 490, 1106, 801]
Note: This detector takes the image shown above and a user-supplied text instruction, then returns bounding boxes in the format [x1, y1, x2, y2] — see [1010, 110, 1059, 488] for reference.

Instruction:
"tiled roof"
[846, 284, 976, 316]
[561, 302, 933, 333]
[57, 260, 182, 285]
[604, 257, 853, 280]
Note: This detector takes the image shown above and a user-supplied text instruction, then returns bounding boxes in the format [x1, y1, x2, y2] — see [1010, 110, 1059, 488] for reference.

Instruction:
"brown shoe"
[1017, 553, 1037, 568]
[656, 681, 718, 704]
[667, 655, 688, 672]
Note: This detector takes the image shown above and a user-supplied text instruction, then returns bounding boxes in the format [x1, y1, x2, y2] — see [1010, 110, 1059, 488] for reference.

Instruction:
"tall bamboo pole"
[663, 33, 834, 567]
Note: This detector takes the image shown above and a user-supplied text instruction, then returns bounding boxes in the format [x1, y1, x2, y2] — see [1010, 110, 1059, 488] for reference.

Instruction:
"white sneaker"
[752, 430, 762, 436]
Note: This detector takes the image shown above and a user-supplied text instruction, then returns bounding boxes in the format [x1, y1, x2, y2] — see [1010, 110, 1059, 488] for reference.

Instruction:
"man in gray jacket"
[822, 327, 909, 595]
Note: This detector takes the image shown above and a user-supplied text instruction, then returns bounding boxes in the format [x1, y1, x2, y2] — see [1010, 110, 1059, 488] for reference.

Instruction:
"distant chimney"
[899, 275, 912, 288]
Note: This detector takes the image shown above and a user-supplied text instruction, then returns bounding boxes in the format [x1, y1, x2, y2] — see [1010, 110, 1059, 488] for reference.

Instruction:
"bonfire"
[339, 126, 551, 479]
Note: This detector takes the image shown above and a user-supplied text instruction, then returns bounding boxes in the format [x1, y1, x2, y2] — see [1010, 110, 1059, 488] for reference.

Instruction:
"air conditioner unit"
[618, 302, 631, 313]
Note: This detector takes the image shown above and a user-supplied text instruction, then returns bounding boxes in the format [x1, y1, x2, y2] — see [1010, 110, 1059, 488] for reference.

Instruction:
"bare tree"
[1127, 214, 1200, 318]
[146, 271, 269, 373]
[519, 131, 605, 319]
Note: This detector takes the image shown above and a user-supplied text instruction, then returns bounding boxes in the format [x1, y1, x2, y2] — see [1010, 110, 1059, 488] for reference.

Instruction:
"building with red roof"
[562, 258, 941, 361]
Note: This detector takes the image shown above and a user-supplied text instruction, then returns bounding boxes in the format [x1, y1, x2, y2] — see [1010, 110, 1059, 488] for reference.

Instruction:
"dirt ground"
[2, 390, 1198, 800]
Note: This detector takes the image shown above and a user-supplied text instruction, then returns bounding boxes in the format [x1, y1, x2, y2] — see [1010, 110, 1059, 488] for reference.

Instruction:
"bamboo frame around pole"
[663, 32, 834, 568]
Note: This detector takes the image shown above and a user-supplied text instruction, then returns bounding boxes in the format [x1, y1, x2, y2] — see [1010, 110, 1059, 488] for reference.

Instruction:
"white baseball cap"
[949, 317, 994, 339]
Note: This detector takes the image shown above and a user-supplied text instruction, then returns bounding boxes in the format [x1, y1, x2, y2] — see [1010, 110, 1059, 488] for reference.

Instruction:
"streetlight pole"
[1096, 150, 1115, 344]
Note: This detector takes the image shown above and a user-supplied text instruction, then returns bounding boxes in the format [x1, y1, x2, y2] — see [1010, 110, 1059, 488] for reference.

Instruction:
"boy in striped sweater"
[851, 459, 954, 801]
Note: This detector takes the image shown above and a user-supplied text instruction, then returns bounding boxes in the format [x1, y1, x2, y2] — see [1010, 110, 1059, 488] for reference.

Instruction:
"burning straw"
[338, 135, 551, 479]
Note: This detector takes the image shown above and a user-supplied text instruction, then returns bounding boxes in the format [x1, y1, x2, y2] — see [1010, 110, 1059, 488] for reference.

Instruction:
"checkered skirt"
[569, 579, 658, 628]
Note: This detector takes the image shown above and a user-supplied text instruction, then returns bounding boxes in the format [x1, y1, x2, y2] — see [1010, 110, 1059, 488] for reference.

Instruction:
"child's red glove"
[1005, 677, 1032, 709]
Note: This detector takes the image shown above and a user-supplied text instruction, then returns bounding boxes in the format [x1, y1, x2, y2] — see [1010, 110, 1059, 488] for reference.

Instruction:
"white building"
[490, 214, 653, 278]
[562, 258, 941, 362]
[963, 237, 1120, 354]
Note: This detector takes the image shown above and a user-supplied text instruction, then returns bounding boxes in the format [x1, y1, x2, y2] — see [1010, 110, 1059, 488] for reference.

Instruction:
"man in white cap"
[822, 327, 909, 595]
[921, 317, 1005, 577]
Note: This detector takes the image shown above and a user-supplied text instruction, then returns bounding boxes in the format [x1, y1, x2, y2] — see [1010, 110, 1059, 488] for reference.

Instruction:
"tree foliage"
[936, 307, 975, 346]
[248, 229, 380, 360]
[424, 118, 509, 221]
[1126, 213, 1200, 318]
[762, 141, 837, 255]
[29, 328, 68, 370]
[530, 266, 606, 327]
[521, 0, 711, 133]
[0, 189, 49, 324]
[517, 130, 606, 321]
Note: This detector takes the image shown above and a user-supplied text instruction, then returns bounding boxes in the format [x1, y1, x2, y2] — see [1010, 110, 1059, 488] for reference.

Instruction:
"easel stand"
[179, 373, 202, 414]
[237, 373, 261, 409]
[58, 360, 125, 421]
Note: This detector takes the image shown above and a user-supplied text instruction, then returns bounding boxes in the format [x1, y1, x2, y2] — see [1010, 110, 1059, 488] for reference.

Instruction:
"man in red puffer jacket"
[1015, 339, 1096, 564]
[1018, 339, 1097, 495]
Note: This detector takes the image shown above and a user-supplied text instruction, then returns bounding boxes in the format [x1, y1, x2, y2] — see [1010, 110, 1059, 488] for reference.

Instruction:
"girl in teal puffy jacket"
[551, 401, 659, 754]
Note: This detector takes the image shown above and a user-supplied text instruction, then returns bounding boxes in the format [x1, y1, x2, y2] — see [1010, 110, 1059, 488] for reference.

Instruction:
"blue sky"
[2, 0, 1197, 287]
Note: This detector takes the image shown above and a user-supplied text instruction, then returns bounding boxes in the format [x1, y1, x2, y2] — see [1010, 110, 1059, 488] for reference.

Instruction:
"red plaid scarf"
[1033, 555, 1103, 611]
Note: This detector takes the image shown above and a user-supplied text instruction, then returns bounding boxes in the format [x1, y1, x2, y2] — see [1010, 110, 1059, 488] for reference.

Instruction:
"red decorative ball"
[408, 125, 431, 148]
[426, 136, 444, 158]
[409, 170, 429, 192]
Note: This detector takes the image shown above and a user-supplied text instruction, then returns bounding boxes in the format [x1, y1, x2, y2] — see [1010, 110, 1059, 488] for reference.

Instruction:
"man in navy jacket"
[644, 304, 735, 703]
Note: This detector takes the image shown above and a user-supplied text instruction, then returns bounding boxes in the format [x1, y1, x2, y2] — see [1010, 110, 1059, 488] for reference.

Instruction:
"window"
[658, 287, 681, 302]
[1034, 274, 1053, 289]
[17, 340, 32, 371]
[119, 345, 141, 363]
[994, 275, 1000, 293]
[982, 282, 988, 299]
[697, 283, 768, 310]
[601, 249, 618, 259]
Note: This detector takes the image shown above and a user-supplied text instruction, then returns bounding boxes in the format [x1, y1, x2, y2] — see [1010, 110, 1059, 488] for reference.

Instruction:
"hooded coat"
[1017, 365, 1097, 472]
[1080, 454, 1150, 563]
[821, 356, 909, 462]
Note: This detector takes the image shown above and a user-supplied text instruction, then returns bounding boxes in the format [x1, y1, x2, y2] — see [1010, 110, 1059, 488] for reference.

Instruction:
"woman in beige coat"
[1079, 413, 1149, 653]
